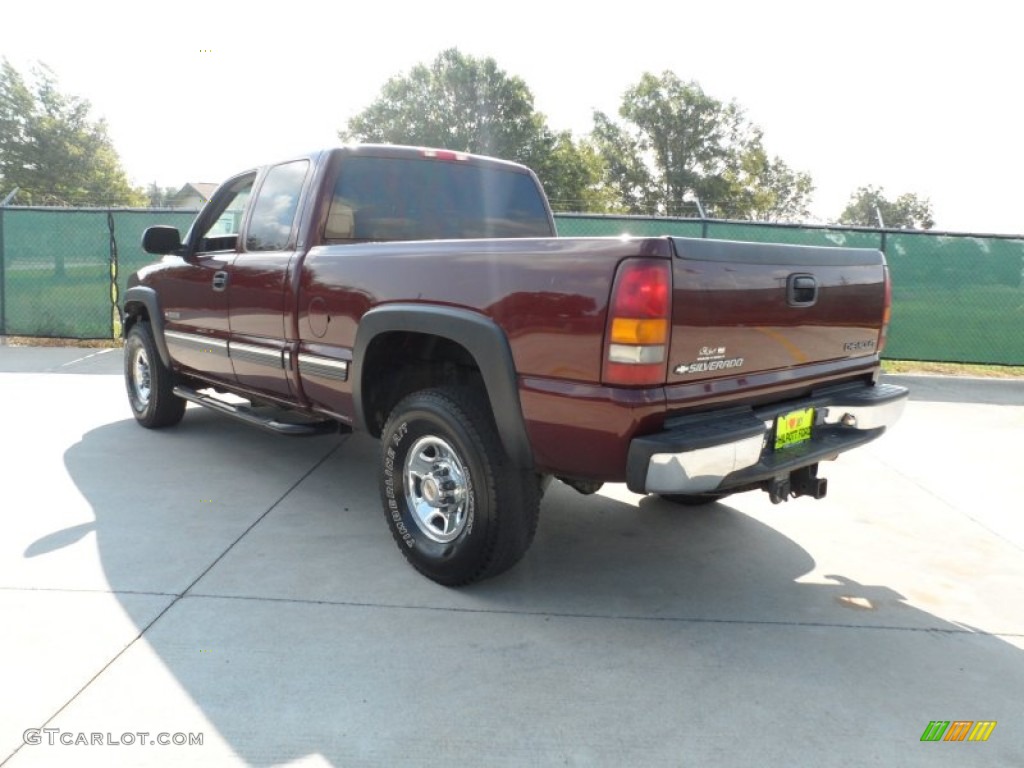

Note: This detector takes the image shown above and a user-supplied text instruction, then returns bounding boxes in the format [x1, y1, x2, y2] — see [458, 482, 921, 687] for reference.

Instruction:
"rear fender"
[352, 304, 533, 469]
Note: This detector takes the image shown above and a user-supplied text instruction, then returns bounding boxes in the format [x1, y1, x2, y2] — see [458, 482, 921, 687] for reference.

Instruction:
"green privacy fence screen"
[1, 208, 1022, 364]
[558, 214, 1024, 365]
[0, 207, 199, 339]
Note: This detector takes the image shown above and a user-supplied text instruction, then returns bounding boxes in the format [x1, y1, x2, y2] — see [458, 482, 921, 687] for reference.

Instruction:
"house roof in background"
[172, 182, 219, 202]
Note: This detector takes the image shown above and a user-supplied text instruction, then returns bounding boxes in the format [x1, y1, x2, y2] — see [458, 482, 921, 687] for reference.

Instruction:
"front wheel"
[124, 321, 185, 428]
[379, 387, 540, 586]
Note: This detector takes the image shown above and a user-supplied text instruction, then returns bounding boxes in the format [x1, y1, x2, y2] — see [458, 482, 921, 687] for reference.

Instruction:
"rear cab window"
[324, 154, 552, 242]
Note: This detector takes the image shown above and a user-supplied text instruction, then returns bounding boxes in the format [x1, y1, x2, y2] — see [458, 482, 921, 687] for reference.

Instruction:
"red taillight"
[878, 266, 892, 355]
[603, 259, 671, 386]
[612, 262, 670, 318]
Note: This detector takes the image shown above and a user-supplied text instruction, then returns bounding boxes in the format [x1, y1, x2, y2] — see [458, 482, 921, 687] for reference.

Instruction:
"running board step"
[173, 386, 343, 437]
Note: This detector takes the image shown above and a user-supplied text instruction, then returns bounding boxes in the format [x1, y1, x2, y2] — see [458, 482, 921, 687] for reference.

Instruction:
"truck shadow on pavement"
[45, 409, 1024, 766]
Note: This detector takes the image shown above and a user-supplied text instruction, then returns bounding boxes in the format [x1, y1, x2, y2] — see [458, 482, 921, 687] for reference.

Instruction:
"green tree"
[145, 182, 178, 208]
[590, 111, 657, 213]
[0, 59, 145, 207]
[537, 133, 624, 213]
[340, 48, 609, 212]
[839, 186, 935, 229]
[593, 72, 750, 216]
[342, 49, 540, 161]
[593, 72, 814, 220]
[723, 138, 815, 222]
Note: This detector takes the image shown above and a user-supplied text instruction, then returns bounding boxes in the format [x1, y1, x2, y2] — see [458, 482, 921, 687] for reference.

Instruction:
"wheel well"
[361, 332, 485, 437]
[122, 302, 149, 335]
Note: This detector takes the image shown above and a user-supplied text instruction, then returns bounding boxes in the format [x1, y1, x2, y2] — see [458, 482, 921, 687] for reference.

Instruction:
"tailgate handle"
[787, 274, 817, 307]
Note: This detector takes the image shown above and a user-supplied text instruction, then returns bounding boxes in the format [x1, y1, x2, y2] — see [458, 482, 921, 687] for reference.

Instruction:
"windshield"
[324, 155, 552, 241]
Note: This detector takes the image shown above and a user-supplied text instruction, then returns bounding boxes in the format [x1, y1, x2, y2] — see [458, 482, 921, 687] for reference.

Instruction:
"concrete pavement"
[1, 346, 1022, 766]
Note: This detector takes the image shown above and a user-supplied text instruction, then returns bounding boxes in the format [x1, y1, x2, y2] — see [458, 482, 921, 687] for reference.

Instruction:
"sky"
[2, 0, 1022, 234]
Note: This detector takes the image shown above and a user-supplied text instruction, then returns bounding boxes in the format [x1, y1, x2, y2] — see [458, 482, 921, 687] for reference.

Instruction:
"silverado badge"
[674, 345, 745, 375]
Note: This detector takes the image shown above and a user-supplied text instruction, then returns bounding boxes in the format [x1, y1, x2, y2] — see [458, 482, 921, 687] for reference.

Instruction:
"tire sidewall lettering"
[464, 472, 475, 536]
[390, 421, 408, 447]
[382, 445, 411, 542]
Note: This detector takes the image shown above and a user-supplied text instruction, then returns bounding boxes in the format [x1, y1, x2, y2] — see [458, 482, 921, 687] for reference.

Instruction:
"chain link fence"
[1, 208, 1022, 364]
[0, 207, 198, 339]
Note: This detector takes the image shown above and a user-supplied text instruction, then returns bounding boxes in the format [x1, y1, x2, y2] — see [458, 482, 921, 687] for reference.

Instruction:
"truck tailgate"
[667, 237, 886, 386]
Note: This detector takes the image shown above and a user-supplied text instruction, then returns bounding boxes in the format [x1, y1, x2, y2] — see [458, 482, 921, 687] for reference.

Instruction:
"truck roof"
[333, 144, 534, 173]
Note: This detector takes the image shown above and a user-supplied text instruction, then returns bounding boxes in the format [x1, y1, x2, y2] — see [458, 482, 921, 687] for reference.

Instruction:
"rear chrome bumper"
[626, 382, 909, 494]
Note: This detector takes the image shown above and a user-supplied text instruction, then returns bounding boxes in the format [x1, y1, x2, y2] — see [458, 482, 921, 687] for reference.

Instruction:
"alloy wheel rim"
[403, 435, 470, 543]
[132, 346, 152, 406]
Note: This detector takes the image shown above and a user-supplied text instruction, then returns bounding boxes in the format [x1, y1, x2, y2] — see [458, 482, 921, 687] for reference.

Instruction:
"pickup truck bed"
[122, 144, 907, 585]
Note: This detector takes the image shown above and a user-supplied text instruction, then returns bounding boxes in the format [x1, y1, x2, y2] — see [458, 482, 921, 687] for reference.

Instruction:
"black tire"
[379, 387, 541, 586]
[658, 492, 731, 506]
[124, 321, 186, 428]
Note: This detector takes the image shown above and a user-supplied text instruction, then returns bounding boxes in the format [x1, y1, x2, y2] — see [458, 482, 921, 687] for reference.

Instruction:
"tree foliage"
[343, 54, 818, 220]
[0, 59, 145, 206]
[342, 49, 542, 159]
[145, 182, 178, 208]
[593, 72, 814, 220]
[535, 133, 625, 213]
[724, 139, 815, 222]
[593, 73, 746, 216]
[340, 48, 614, 212]
[839, 186, 935, 229]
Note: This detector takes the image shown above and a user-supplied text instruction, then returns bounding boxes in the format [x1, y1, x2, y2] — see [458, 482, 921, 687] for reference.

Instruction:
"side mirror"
[142, 226, 182, 255]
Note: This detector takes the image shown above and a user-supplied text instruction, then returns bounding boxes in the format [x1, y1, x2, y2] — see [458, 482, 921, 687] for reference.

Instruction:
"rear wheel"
[379, 387, 540, 586]
[124, 321, 185, 428]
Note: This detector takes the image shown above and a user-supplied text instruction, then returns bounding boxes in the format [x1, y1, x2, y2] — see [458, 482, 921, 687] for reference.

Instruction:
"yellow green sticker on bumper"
[775, 408, 815, 450]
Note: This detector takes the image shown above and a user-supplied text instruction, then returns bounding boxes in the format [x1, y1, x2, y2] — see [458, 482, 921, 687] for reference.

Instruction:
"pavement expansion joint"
[180, 591, 1024, 637]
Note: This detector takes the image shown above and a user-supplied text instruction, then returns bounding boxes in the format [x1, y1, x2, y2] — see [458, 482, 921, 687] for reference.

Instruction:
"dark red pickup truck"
[123, 144, 907, 585]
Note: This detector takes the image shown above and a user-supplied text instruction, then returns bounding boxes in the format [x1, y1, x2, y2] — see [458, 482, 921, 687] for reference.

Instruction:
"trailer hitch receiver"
[766, 464, 828, 504]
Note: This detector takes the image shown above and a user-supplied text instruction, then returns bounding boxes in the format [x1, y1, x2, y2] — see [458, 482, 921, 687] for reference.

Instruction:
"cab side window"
[246, 161, 310, 252]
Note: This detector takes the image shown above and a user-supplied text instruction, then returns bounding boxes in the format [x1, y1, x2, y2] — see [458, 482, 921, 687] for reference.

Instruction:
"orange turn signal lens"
[611, 318, 668, 345]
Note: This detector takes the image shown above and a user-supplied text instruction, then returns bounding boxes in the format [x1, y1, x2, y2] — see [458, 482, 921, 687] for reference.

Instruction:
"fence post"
[0, 207, 6, 336]
[696, 197, 709, 239]
[107, 210, 120, 340]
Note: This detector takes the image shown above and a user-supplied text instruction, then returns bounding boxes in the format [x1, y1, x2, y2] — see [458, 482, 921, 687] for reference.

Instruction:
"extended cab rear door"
[227, 159, 312, 399]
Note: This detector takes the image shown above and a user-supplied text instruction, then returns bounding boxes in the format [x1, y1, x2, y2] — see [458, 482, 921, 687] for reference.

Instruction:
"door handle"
[787, 274, 817, 306]
[212, 271, 229, 292]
